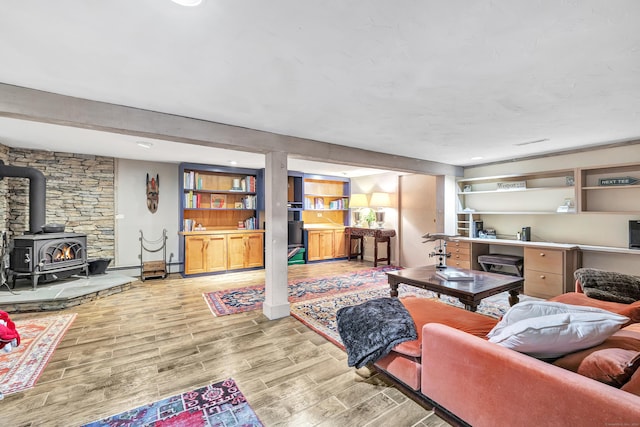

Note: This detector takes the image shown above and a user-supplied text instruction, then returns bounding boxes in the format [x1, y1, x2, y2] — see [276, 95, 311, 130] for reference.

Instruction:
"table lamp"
[369, 192, 391, 228]
[349, 193, 369, 227]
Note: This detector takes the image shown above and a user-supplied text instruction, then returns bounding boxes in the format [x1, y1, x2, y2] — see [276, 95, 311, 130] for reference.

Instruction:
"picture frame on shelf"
[211, 194, 226, 209]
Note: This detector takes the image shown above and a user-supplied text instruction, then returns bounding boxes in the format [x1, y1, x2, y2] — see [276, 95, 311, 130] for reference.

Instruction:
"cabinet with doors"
[578, 162, 640, 214]
[306, 228, 347, 262]
[179, 163, 264, 276]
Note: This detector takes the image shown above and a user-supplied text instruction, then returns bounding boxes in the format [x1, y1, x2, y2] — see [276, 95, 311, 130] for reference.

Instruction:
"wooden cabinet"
[179, 163, 264, 276]
[333, 229, 347, 258]
[578, 162, 640, 213]
[184, 231, 263, 275]
[523, 247, 580, 299]
[184, 234, 227, 275]
[448, 241, 471, 269]
[227, 233, 264, 270]
[306, 228, 346, 261]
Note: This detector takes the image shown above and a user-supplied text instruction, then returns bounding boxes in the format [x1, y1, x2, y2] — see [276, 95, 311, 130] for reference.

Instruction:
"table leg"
[508, 289, 520, 306]
[389, 280, 399, 298]
[374, 237, 379, 267]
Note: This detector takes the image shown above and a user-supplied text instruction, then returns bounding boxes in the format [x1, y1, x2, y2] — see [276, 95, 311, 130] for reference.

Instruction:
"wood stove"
[0, 161, 89, 290]
[10, 232, 88, 290]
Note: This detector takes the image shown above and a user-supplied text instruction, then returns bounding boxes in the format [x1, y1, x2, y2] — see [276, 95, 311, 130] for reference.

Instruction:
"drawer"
[450, 241, 470, 250]
[451, 252, 470, 262]
[450, 245, 470, 255]
[524, 270, 564, 299]
[450, 260, 470, 269]
[524, 247, 564, 274]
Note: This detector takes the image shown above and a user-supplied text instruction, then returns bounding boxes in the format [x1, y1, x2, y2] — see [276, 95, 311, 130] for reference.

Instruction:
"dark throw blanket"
[336, 297, 417, 369]
[574, 268, 640, 304]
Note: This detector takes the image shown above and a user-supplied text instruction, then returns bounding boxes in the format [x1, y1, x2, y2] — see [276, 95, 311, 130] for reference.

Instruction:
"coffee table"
[387, 265, 523, 312]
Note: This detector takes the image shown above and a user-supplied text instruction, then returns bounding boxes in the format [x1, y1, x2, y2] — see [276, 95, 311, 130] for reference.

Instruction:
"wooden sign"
[496, 181, 527, 191]
[598, 176, 638, 186]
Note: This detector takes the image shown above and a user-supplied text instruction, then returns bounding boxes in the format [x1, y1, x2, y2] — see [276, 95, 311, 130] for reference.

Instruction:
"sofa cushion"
[553, 323, 640, 391]
[487, 311, 629, 359]
[487, 300, 616, 339]
[574, 268, 640, 304]
[549, 292, 640, 325]
[576, 348, 640, 387]
[393, 297, 498, 358]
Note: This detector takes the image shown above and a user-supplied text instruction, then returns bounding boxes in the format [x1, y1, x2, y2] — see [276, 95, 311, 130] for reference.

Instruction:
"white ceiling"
[0, 0, 639, 175]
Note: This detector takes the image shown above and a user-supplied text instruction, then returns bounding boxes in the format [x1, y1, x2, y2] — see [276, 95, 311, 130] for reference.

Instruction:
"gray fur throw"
[336, 297, 417, 368]
[574, 268, 640, 304]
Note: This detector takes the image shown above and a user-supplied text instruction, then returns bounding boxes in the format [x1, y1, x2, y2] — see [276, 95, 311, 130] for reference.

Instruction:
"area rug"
[291, 285, 508, 348]
[0, 313, 76, 396]
[203, 265, 400, 316]
[82, 378, 262, 427]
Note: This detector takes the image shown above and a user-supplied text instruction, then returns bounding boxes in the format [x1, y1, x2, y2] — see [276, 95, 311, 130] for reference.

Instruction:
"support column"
[263, 151, 290, 319]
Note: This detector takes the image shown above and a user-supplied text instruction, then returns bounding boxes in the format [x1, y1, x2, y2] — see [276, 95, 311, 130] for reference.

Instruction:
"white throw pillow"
[487, 300, 620, 339]
[488, 311, 629, 358]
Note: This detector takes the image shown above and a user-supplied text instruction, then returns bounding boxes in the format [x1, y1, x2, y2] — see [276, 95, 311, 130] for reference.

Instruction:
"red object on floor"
[0, 310, 20, 351]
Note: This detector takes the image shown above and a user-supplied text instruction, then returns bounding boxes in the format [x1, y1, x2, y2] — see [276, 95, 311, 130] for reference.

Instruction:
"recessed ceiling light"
[471, 156, 484, 160]
[229, 161, 237, 165]
[137, 142, 153, 149]
[171, 0, 203, 6]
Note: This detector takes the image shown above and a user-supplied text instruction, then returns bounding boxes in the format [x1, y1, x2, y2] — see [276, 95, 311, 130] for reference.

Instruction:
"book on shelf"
[435, 270, 474, 281]
[314, 197, 324, 209]
[239, 175, 256, 192]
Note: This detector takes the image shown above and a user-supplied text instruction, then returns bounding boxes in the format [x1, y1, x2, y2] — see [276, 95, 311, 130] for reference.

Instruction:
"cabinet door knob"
[540, 275, 545, 279]
[539, 253, 545, 257]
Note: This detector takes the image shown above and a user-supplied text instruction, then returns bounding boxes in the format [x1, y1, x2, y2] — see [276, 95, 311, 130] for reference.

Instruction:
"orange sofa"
[374, 295, 640, 426]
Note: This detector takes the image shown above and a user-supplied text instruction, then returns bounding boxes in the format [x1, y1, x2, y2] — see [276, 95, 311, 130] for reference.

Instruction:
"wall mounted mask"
[146, 173, 159, 213]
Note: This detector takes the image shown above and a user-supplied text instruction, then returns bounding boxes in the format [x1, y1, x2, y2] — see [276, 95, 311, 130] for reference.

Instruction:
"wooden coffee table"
[387, 265, 523, 312]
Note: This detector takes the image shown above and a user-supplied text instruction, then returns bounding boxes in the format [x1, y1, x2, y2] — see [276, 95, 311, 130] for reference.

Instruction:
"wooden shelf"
[578, 162, 640, 214]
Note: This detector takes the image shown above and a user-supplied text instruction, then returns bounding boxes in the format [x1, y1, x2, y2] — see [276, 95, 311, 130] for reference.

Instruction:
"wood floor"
[0, 261, 450, 427]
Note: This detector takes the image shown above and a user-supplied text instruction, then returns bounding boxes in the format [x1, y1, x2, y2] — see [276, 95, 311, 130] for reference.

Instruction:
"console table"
[345, 227, 396, 267]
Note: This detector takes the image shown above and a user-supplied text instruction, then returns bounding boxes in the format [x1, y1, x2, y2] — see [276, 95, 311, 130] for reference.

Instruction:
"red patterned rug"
[82, 378, 262, 426]
[290, 286, 508, 348]
[0, 313, 76, 396]
[203, 265, 400, 316]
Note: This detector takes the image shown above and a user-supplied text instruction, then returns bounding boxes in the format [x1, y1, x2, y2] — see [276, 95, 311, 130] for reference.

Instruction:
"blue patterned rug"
[82, 378, 262, 427]
[291, 285, 508, 348]
[203, 265, 400, 316]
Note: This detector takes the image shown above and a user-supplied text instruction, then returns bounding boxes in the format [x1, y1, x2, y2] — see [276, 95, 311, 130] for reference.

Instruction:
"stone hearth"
[0, 272, 138, 313]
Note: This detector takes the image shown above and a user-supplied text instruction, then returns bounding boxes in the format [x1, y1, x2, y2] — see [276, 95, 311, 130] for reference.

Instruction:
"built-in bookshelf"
[301, 175, 351, 226]
[180, 166, 260, 231]
[179, 163, 265, 276]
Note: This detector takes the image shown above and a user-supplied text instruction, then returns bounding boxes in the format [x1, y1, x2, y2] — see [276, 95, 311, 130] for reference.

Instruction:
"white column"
[263, 151, 290, 319]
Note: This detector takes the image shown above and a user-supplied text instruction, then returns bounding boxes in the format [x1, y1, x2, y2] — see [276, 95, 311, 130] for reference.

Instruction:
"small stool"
[478, 254, 524, 277]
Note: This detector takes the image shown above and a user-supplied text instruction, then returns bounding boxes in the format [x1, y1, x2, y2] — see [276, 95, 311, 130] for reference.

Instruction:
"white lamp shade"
[350, 193, 369, 208]
[370, 192, 391, 208]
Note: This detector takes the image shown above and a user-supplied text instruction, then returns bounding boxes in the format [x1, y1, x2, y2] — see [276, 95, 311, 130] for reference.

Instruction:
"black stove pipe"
[0, 160, 46, 234]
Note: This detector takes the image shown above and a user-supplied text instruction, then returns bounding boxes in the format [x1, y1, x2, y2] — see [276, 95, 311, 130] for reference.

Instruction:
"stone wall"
[5, 147, 115, 258]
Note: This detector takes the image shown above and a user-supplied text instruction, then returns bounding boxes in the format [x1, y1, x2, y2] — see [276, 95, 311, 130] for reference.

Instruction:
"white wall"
[115, 159, 180, 273]
[350, 172, 399, 265]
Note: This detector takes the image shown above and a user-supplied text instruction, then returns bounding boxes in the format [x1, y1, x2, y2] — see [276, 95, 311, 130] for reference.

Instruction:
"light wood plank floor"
[0, 261, 450, 427]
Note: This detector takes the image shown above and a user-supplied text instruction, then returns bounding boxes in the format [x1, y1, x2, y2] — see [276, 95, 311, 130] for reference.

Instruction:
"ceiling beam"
[0, 83, 461, 176]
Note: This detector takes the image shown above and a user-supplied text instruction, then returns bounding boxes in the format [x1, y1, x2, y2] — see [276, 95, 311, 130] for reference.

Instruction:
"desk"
[345, 227, 396, 267]
[458, 238, 581, 299]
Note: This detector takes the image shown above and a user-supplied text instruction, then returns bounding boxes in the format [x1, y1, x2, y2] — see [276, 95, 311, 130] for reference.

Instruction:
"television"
[288, 220, 304, 248]
[630, 220, 640, 249]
